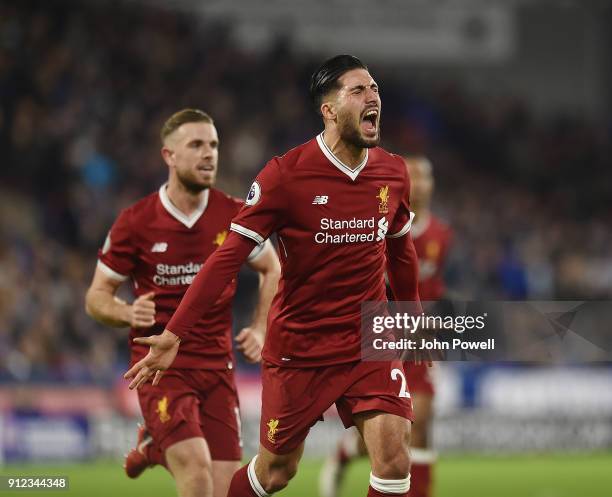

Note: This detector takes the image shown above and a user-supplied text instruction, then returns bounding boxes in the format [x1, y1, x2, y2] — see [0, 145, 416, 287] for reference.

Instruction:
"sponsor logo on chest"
[148, 230, 228, 286]
[311, 185, 390, 244]
[153, 261, 203, 286]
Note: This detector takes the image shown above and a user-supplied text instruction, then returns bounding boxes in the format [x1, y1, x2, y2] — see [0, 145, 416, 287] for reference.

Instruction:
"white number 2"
[391, 368, 411, 398]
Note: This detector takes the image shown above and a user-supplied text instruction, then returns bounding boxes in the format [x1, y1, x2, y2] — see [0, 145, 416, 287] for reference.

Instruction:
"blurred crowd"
[1, 1, 610, 382]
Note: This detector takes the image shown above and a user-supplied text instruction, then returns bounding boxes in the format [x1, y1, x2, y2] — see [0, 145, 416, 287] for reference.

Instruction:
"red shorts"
[137, 368, 242, 460]
[403, 362, 435, 396]
[260, 360, 413, 454]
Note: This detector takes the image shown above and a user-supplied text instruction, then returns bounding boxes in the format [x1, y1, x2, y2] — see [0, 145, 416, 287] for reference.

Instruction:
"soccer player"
[125, 55, 421, 497]
[320, 156, 453, 497]
[85, 109, 281, 497]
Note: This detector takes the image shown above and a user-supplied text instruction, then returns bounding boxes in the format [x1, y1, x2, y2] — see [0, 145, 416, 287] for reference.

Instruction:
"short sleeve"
[246, 239, 273, 261]
[228, 197, 269, 261]
[97, 209, 137, 281]
[387, 159, 415, 239]
[230, 158, 287, 244]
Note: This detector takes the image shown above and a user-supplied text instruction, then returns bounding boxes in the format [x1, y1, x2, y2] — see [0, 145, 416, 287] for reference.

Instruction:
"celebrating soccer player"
[125, 55, 421, 497]
[85, 109, 281, 497]
[320, 156, 453, 497]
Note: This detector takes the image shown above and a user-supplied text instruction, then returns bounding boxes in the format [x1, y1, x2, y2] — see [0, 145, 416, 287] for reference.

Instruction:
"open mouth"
[361, 108, 379, 136]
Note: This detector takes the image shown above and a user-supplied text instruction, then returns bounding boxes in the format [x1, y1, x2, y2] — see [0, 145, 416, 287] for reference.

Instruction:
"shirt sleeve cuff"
[386, 211, 415, 239]
[97, 260, 129, 281]
[247, 239, 272, 261]
[230, 222, 265, 244]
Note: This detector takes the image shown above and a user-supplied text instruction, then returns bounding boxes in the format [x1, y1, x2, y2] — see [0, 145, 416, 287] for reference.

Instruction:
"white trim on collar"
[410, 212, 431, 239]
[316, 133, 368, 181]
[159, 183, 209, 229]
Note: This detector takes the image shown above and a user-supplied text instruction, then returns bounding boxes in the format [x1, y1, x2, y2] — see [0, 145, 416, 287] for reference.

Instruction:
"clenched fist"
[129, 291, 156, 328]
[235, 326, 265, 363]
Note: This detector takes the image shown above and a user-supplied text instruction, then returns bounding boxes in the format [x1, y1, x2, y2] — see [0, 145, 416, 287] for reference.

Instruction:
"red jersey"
[229, 134, 415, 367]
[98, 185, 265, 369]
[411, 214, 452, 301]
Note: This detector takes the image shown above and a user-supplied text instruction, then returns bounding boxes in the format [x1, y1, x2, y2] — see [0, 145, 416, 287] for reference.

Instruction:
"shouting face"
[329, 68, 381, 149]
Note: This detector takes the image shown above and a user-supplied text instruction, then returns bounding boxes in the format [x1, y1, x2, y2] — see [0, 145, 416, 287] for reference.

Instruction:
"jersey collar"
[159, 183, 209, 229]
[316, 133, 368, 181]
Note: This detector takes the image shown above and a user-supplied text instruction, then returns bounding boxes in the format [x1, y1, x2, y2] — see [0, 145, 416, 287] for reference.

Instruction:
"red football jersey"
[411, 214, 452, 301]
[229, 134, 415, 367]
[98, 185, 265, 369]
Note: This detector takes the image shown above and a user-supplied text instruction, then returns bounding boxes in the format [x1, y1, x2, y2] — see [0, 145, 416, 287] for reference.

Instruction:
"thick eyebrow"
[347, 82, 379, 92]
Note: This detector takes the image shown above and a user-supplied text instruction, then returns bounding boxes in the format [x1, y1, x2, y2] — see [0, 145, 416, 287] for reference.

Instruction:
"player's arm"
[235, 241, 281, 363]
[125, 158, 286, 388]
[385, 233, 420, 303]
[86, 208, 151, 329]
[85, 266, 155, 328]
[386, 156, 421, 304]
[125, 231, 258, 388]
[386, 234, 437, 366]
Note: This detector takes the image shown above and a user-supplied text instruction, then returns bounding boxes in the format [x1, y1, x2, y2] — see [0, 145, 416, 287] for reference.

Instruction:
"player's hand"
[129, 292, 156, 328]
[404, 327, 441, 366]
[235, 326, 264, 363]
[407, 348, 434, 367]
[124, 329, 181, 389]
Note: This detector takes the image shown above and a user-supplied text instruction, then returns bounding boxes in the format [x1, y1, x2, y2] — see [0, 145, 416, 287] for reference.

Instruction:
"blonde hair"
[160, 109, 213, 144]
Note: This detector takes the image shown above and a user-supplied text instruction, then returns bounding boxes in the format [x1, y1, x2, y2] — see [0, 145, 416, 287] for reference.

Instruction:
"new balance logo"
[151, 242, 168, 253]
[312, 195, 329, 205]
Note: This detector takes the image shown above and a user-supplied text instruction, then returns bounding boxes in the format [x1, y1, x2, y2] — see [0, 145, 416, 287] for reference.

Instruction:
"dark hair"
[160, 108, 213, 144]
[309, 55, 368, 114]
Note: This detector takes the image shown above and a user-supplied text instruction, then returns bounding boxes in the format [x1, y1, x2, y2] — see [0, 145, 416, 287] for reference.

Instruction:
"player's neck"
[165, 180, 207, 217]
[321, 130, 367, 170]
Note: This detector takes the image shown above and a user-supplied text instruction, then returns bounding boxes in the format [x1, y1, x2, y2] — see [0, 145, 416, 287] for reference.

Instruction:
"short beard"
[176, 170, 212, 194]
[338, 116, 380, 149]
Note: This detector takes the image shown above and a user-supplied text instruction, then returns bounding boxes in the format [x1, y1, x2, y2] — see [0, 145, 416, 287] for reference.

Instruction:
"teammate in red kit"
[85, 109, 281, 497]
[320, 156, 452, 497]
[125, 55, 421, 497]
[403, 156, 452, 497]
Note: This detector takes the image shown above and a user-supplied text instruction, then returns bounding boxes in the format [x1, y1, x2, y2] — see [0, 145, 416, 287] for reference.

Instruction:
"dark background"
[0, 0, 610, 383]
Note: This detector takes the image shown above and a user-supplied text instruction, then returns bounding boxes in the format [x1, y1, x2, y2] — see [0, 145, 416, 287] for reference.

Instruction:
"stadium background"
[0, 0, 611, 495]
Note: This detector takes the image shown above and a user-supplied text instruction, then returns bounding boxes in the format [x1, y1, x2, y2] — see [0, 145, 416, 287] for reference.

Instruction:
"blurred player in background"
[123, 55, 422, 497]
[320, 156, 452, 497]
[85, 109, 281, 497]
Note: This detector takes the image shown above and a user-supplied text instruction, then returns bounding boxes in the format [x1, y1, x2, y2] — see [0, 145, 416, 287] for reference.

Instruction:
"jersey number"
[391, 368, 411, 398]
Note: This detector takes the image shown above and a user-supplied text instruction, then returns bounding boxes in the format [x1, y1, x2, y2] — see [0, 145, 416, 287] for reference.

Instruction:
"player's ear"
[160, 146, 173, 167]
[320, 100, 337, 121]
